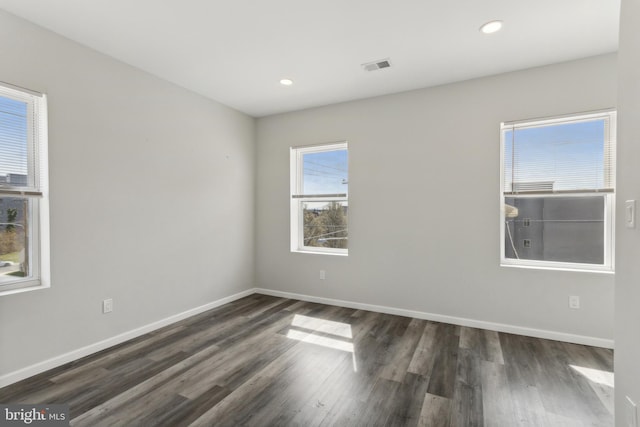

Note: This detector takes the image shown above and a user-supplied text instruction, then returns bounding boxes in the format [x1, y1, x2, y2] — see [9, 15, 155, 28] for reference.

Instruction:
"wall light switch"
[626, 200, 636, 229]
[319, 270, 326, 280]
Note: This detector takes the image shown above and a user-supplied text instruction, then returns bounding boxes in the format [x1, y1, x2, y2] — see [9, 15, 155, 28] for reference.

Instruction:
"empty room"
[0, 1, 638, 426]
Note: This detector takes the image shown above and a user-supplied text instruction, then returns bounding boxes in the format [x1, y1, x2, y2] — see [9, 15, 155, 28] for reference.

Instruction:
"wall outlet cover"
[569, 296, 580, 309]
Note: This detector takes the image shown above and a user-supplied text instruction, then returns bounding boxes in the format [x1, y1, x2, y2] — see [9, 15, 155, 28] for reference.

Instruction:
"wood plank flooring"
[0, 294, 614, 426]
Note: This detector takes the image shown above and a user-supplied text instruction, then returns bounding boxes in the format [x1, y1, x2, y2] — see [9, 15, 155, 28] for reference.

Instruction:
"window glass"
[504, 196, 604, 265]
[0, 96, 29, 188]
[303, 200, 348, 249]
[302, 149, 348, 195]
[504, 119, 610, 193]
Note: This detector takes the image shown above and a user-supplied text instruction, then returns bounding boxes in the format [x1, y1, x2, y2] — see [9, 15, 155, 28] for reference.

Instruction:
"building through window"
[500, 111, 616, 271]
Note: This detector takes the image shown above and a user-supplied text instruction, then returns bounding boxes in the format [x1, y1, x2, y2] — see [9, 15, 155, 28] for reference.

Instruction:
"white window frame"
[290, 142, 348, 256]
[0, 82, 50, 296]
[499, 110, 616, 273]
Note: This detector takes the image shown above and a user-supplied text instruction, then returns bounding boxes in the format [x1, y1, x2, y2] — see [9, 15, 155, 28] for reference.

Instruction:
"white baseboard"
[0, 288, 257, 388]
[1, 286, 613, 389]
[254, 288, 614, 349]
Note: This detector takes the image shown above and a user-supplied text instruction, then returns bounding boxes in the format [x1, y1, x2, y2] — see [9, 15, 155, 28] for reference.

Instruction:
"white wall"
[0, 11, 255, 378]
[615, 0, 640, 423]
[256, 54, 617, 345]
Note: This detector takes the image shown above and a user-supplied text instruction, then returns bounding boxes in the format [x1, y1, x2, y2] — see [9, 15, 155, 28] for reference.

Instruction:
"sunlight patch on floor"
[291, 314, 353, 338]
[286, 329, 354, 352]
[570, 364, 614, 415]
[286, 314, 357, 371]
[570, 365, 614, 388]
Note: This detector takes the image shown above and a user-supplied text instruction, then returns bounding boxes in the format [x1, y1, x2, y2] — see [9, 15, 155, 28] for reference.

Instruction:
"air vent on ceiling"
[362, 58, 391, 72]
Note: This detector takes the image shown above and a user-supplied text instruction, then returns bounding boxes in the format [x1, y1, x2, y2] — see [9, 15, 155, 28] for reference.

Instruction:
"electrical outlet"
[523, 239, 531, 248]
[103, 298, 113, 314]
[569, 296, 580, 309]
[627, 396, 638, 427]
[319, 270, 326, 280]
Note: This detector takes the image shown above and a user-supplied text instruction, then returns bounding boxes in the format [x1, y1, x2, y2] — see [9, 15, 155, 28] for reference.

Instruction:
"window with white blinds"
[0, 82, 50, 295]
[500, 110, 616, 272]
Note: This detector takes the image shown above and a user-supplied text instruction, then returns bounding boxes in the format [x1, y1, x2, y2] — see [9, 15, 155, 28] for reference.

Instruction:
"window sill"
[500, 262, 614, 275]
[292, 249, 348, 257]
[0, 281, 50, 297]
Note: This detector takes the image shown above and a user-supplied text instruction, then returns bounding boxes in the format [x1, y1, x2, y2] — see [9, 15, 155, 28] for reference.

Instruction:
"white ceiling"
[0, 1, 620, 117]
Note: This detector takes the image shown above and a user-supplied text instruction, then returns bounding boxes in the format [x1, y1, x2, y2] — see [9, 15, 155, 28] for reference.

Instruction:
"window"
[0, 82, 50, 294]
[290, 142, 348, 255]
[500, 110, 616, 272]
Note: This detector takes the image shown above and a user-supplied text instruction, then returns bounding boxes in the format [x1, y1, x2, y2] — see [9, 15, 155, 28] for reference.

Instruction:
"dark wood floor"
[0, 294, 614, 426]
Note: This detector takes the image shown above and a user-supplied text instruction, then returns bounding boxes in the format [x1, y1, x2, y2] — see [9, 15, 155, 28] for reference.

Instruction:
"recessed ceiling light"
[280, 78, 293, 86]
[480, 20, 503, 34]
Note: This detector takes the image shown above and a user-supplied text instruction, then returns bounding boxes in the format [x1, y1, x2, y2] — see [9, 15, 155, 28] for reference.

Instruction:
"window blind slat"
[0, 98, 29, 187]
[0, 85, 44, 193]
[503, 113, 616, 194]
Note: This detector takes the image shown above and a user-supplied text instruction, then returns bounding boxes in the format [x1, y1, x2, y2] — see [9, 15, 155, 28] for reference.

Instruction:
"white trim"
[0, 281, 50, 297]
[502, 108, 616, 129]
[0, 288, 256, 388]
[254, 288, 614, 349]
[500, 263, 614, 275]
[290, 249, 348, 257]
[0, 80, 43, 97]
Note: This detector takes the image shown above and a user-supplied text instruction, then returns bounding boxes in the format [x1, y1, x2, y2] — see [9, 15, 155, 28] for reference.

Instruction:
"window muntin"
[500, 111, 615, 272]
[0, 83, 49, 294]
[291, 143, 348, 255]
